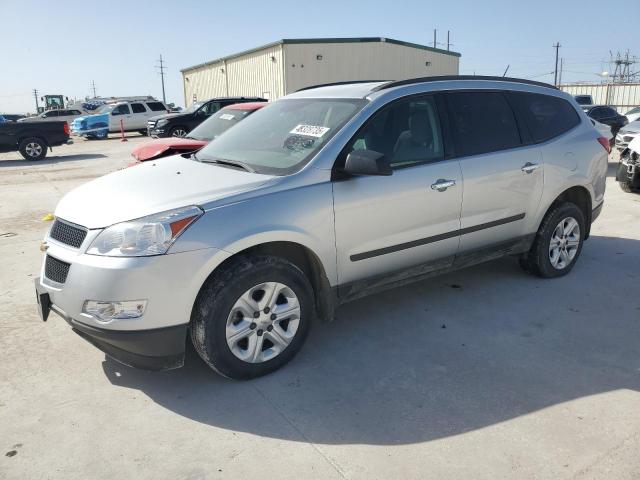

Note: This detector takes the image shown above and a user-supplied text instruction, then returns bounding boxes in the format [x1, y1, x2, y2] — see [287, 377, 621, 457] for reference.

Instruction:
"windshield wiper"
[196, 156, 255, 172]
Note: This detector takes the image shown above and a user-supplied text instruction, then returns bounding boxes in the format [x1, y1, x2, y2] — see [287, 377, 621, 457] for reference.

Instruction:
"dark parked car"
[582, 105, 628, 137]
[0, 121, 71, 160]
[147, 96, 266, 138]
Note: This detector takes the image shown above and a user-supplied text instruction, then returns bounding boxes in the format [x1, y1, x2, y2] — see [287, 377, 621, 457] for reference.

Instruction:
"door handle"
[430, 179, 456, 192]
[521, 162, 540, 174]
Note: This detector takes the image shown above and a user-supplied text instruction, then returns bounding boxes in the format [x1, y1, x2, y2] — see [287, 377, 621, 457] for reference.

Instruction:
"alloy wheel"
[171, 128, 187, 137]
[25, 142, 43, 158]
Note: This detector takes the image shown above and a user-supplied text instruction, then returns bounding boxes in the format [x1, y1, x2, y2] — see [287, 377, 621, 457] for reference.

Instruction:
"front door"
[333, 94, 463, 293]
[110, 104, 132, 131]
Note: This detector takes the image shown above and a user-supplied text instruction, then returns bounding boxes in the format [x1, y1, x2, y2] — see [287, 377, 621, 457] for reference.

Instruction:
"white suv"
[36, 76, 608, 379]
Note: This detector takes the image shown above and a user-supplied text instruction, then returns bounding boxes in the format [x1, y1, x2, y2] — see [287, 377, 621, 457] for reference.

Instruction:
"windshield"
[188, 107, 256, 141]
[94, 104, 115, 114]
[183, 101, 205, 114]
[196, 98, 367, 175]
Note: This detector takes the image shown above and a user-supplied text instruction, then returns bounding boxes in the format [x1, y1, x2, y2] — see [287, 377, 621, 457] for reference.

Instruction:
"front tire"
[19, 137, 47, 160]
[169, 126, 188, 138]
[191, 255, 313, 379]
[619, 180, 639, 193]
[520, 202, 585, 278]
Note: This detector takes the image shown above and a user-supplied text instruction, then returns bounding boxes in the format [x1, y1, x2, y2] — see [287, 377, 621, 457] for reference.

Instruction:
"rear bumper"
[36, 277, 187, 370]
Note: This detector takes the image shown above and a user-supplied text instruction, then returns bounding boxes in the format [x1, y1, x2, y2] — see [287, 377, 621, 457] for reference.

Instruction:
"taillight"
[64, 122, 70, 135]
[597, 136, 611, 154]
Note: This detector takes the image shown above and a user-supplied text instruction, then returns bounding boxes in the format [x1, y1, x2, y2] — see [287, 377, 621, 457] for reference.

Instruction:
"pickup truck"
[0, 121, 71, 160]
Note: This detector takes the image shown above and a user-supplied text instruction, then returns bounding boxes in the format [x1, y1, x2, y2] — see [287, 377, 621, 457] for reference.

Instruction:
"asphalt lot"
[1, 134, 639, 480]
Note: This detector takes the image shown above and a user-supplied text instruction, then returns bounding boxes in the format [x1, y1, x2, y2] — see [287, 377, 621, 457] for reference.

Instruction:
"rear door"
[333, 94, 463, 291]
[130, 103, 148, 128]
[444, 91, 543, 259]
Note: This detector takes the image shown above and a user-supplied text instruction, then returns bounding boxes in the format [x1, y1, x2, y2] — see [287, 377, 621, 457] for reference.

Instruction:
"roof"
[288, 76, 558, 99]
[181, 37, 461, 73]
[223, 102, 268, 110]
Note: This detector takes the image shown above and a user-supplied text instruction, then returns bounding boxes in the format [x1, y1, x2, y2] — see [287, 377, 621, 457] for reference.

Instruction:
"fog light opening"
[82, 300, 147, 322]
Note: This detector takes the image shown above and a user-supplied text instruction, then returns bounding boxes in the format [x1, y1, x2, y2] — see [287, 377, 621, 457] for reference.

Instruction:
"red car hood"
[131, 137, 208, 161]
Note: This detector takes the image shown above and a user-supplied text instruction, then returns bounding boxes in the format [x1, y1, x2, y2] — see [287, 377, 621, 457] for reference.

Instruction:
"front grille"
[49, 219, 87, 248]
[45, 255, 70, 284]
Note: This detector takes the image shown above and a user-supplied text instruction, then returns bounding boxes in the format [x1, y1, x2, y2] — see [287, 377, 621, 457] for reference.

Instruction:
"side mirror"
[343, 149, 392, 176]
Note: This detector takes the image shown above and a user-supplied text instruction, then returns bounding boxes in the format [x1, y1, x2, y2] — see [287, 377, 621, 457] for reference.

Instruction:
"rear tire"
[19, 137, 47, 160]
[191, 255, 313, 380]
[520, 202, 585, 278]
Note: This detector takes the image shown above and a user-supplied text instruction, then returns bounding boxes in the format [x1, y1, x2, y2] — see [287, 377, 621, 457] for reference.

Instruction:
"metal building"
[181, 37, 461, 106]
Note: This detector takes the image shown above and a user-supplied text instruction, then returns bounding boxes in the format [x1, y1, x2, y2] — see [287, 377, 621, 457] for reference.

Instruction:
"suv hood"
[149, 112, 186, 122]
[55, 155, 274, 229]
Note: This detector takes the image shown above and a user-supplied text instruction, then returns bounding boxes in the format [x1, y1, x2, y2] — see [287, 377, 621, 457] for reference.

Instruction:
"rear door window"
[510, 92, 580, 143]
[131, 103, 146, 114]
[446, 92, 521, 157]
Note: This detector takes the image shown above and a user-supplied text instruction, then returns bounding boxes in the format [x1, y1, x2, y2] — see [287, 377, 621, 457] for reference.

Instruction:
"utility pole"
[156, 54, 167, 104]
[90, 80, 97, 98]
[433, 29, 437, 49]
[553, 42, 561, 86]
[447, 31, 450, 51]
[558, 58, 563, 85]
[33, 89, 39, 113]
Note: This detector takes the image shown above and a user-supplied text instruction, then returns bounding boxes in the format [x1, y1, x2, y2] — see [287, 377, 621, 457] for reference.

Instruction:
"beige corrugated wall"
[560, 83, 640, 114]
[182, 45, 284, 106]
[182, 41, 459, 106]
[284, 42, 459, 93]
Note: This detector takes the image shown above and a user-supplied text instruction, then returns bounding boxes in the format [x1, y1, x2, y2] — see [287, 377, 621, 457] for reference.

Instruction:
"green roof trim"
[181, 37, 461, 73]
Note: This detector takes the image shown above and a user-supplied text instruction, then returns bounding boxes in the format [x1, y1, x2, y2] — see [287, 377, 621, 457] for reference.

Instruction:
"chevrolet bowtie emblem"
[40, 241, 49, 252]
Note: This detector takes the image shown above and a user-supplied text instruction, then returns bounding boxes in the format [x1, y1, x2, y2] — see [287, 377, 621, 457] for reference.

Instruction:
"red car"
[131, 102, 266, 162]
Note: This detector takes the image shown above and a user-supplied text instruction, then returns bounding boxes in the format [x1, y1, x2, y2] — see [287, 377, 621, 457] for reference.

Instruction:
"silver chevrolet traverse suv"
[35, 76, 608, 379]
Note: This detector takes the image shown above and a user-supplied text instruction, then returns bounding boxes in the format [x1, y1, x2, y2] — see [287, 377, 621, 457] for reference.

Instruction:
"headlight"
[87, 206, 203, 257]
[156, 119, 168, 127]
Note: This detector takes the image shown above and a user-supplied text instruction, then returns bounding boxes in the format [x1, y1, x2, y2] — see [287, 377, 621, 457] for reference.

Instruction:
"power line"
[156, 54, 167, 104]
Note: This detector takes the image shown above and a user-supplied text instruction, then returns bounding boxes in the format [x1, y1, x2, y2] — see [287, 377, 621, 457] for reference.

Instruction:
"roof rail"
[296, 80, 389, 92]
[372, 75, 558, 92]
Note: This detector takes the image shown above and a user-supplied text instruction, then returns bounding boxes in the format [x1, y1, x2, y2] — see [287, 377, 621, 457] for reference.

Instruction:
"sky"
[1, 0, 638, 114]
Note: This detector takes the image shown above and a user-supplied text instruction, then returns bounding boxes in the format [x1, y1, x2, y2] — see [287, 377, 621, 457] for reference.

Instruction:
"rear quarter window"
[511, 92, 580, 143]
[146, 102, 167, 112]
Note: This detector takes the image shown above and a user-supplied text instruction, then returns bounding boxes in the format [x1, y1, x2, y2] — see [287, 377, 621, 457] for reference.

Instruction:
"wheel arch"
[542, 185, 593, 238]
[17, 135, 49, 147]
[195, 241, 336, 324]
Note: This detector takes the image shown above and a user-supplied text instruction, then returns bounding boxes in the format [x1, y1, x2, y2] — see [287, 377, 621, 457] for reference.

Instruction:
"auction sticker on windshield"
[290, 125, 330, 138]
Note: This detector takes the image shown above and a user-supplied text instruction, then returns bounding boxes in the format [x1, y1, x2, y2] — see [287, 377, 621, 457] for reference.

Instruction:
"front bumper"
[36, 277, 187, 370]
[148, 127, 168, 138]
[36, 232, 231, 370]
